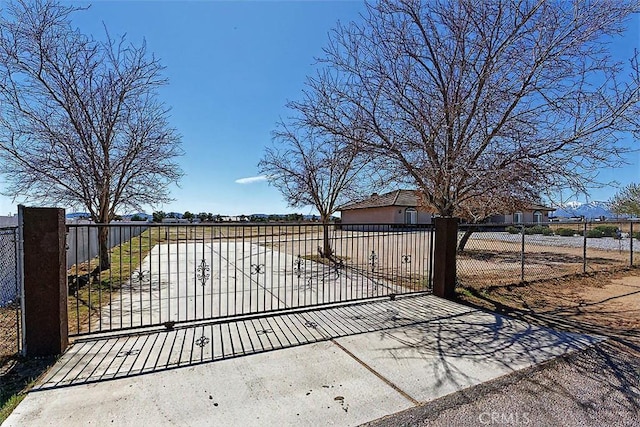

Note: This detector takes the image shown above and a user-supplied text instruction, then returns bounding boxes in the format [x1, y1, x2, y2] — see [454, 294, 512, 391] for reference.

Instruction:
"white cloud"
[235, 175, 268, 184]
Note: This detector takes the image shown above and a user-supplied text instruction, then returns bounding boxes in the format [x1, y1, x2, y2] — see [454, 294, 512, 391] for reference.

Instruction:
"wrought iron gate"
[67, 223, 434, 336]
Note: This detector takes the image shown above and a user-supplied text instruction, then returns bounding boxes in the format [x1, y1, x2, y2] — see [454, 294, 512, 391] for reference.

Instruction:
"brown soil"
[457, 267, 640, 348]
[457, 243, 633, 287]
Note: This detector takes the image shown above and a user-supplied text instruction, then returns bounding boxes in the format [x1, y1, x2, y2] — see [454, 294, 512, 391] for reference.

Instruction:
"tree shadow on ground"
[29, 292, 587, 399]
[363, 269, 640, 426]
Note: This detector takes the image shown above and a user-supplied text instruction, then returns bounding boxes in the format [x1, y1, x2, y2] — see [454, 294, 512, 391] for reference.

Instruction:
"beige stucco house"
[339, 190, 432, 228]
[487, 204, 554, 224]
[340, 190, 553, 227]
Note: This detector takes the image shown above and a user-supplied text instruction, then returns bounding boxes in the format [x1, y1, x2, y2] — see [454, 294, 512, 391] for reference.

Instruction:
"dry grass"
[548, 221, 638, 234]
[0, 355, 55, 424]
[0, 304, 20, 364]
[158, 224, 324, 241]
[67, 228, 162, 334]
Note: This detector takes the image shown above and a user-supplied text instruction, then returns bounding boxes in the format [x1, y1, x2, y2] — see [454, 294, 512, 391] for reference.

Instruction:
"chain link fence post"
[520, 224, 525, 282]
[631, 221, 634, 267]
[15, 224, 23, 355]
[583, 220, 587, 273]
[17, 206, 26, 355]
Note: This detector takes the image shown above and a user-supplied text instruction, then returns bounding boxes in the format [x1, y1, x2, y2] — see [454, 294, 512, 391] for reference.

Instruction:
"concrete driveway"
[3, 295, 600, 426]
[95, 241, 402, 332]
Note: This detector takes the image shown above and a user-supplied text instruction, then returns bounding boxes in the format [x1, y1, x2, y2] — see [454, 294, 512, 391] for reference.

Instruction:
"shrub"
[633, 231, 640, 240]
[506, 226, 520, 234]
[593, 225, 618, 237]
[526, 225, 551, 235]
[586, 229, 604, 238]
[556, 228, 577, 237]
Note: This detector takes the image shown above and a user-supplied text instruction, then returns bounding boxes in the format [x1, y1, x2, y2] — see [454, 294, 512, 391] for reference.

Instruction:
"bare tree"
[455, 192, 533, 252]
[292, 0, 640, 223]
[0, 0, 182, 271]
[610, 183, 640, 217]
[259, 119, 374, 258]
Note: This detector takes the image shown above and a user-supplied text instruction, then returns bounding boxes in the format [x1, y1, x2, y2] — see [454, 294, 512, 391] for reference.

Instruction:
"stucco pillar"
[20, 206, 68, 357]
[433, 217, 458, 299]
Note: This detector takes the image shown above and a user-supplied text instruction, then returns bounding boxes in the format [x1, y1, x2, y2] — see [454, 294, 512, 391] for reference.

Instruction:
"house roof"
[526, 204, 555, 212]
[340, 190, 554, 213]
[340, 190, 419, 211]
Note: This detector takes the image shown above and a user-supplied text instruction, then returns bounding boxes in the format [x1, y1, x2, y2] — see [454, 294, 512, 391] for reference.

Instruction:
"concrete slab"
[4, 295, 603, 427]
[5, 342, 413, 427]
[332, 298, 600, 403]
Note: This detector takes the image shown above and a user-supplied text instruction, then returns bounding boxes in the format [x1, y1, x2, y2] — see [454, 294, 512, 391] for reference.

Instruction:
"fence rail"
[0, 226, 21, 360]
[457, 221, 639, 287]
[67, 223, 434, 336]
[66, 221, 148, 269]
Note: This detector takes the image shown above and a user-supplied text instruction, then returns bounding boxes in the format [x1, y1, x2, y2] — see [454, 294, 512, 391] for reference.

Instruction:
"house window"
[405, 208, 417, 225]
[533, 210, 543, 224]
[514, 212, 523, 224]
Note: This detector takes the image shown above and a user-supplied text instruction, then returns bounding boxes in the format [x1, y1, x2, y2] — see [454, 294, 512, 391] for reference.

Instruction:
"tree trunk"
[97, 225, 111, 269]
[321, 216, 333, 259]
[457, 226, 476, 252]
[91, 224, 111, 282]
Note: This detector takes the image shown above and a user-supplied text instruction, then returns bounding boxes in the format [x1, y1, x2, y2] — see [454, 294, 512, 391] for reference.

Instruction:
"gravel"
[467, 232, 640, 253]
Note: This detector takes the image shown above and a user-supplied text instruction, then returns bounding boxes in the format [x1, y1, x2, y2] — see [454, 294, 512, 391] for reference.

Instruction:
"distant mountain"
[551, 201, 619, 220]
[66, 212, 91, 219]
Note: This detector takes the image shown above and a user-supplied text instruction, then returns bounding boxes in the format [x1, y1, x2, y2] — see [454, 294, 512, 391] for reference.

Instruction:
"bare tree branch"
[292, 0, 640, 219]
[259, 116, 378, 257]
[0, 0, 183, 269]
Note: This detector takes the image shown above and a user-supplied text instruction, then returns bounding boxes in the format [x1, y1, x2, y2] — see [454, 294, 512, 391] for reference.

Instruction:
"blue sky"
[0, 1, 638, 216]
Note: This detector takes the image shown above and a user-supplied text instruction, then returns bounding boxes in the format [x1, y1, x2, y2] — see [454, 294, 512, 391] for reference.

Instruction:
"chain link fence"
[0, 227, 21, 361]
[457, 221, 639, 287]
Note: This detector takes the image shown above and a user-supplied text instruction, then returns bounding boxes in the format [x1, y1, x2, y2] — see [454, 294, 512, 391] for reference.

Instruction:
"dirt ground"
[366, 267, 640, 426]
[457, 241, 634, 286]
[459, 267, 640, 342]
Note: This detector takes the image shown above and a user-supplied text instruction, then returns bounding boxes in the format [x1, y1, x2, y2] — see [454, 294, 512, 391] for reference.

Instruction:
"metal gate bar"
[67, 223, 434, 336]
